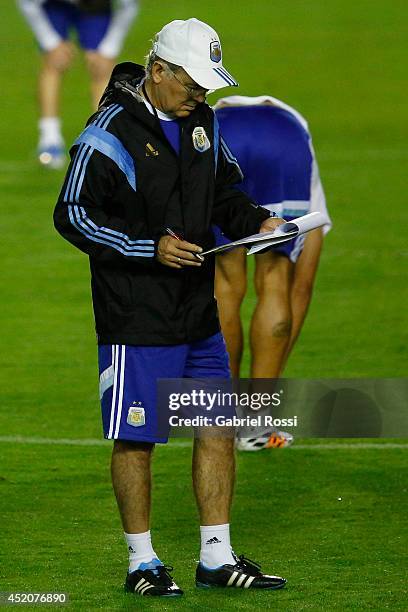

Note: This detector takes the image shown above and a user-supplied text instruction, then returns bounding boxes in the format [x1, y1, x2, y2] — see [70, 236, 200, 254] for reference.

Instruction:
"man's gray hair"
[145, 34, 181, 77]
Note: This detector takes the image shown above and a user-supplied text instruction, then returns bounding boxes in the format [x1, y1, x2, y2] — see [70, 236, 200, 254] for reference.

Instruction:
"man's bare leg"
[193, 435, 236, 567]
[112, 440, 182, 592]
[111, 440, 153, 533]
[282, 229, 323, 368]
[37, 43, 75, 166]
[250, 251, 294, 378]
[192, 435, 235, 524]
[215, 249, 247, 377]
[39, 65, 61, 120]
[39, 43, 75, 118]
[84, 51, 115, 109]
[192, 434, 286, 586]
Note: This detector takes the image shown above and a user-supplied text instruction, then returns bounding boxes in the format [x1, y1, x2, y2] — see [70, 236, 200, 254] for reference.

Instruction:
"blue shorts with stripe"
[98, 333, 231, 443]
[43, 0, 111, 51]
[214, 104, 313, 263]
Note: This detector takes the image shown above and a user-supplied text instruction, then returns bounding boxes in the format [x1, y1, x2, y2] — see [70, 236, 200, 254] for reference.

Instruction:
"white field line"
[0, 436, 407, 450]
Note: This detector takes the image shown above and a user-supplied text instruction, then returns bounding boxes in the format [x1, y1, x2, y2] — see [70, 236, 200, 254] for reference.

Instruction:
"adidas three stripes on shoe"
[125, 560, 183, 597]
[196, 554, 286, 590]
[125, 554, 286, 596]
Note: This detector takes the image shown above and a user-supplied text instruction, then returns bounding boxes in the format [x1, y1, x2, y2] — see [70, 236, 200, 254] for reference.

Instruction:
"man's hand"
[259, 216, 286, 233]
[157, 236, 203, 269]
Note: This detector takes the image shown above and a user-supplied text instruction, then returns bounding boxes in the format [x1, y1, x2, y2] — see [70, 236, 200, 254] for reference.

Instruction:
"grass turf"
[1, 0, 407, 609]
[1, 441, 407, 610]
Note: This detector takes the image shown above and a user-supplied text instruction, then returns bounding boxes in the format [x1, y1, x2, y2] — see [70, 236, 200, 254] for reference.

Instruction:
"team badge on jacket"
[127, 406, 145, 427]
[192, 127, 211, 153]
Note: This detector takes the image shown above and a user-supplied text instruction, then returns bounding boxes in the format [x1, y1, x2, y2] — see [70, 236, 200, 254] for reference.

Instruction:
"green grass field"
[1, 440, 407, 610]
[1, 0, 407, 609]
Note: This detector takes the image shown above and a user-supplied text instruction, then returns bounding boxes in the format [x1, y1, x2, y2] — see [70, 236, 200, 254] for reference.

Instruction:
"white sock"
[38, 117, 64, 147]
[124, 531, 158, 572]
[200, 524, 236, 569]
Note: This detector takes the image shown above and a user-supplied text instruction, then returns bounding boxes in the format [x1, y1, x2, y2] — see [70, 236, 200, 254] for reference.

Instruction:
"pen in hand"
[165, 228, 204, 262]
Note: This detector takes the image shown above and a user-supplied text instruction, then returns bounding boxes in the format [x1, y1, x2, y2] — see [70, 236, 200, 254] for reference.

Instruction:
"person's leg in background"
[250, 250, 294, 378]
[215, 248, 247, 377]
[84, 50, 115, 109]
[215, 244, 296, 450]
[282, 228, 323, 369]
[38, 1, 75, 168]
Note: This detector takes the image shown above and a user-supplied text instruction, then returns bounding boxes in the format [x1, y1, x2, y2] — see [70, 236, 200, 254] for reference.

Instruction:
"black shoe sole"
[196, 580, 286, 590]
[125, 588, 183, 597]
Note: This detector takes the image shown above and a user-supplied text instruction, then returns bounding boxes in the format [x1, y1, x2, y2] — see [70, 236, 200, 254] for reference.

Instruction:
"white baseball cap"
[154, 18, 238, 91]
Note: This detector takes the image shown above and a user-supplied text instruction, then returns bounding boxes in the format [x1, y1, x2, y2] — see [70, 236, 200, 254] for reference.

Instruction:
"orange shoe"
[236, 430, 294, 451]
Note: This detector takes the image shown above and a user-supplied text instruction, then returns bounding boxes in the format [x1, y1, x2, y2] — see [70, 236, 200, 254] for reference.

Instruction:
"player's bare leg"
[38, 42, 74, 167]
[111, 440, 153, 533]
[85, 51, 115, 109]
[39, 42, 74, 117]
[215, 248, 247, 377]
[250, 251, 294, 378]
[39, 63, 61, 119]
[282, 229, 323, 368]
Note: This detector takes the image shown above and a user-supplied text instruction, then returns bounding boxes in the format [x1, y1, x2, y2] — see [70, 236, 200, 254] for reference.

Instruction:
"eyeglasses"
[170, 69, 208, 99]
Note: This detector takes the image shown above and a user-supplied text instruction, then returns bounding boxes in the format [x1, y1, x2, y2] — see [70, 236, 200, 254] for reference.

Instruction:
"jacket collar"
[100, 62, 212, 136]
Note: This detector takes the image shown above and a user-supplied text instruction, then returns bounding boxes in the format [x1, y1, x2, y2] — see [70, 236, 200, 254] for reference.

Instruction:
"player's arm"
[97, 0, 139, 59]
[53, 144, 156, 266]
[17, 0, 62, 51]
[284, 227, 323, 362]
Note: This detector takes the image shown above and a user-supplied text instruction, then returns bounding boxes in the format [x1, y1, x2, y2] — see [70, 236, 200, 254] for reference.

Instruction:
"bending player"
[17, 0, 138, 168]
[213, 95, 332, 450]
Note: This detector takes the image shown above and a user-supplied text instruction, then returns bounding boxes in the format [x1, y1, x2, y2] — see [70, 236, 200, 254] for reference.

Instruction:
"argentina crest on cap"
[192, 126, 211, 153]
[210, 40, 222, 63]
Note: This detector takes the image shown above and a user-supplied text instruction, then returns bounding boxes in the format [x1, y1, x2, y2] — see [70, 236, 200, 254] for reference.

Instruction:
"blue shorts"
[213, 216, 306, 264]
[43, 0, 111, 51]
[214, 105, 313, 263]
[98, 333, 231, 444]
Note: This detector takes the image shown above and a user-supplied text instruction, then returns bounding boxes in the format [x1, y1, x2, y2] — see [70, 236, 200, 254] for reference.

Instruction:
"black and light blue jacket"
[54, 63, 269, 345]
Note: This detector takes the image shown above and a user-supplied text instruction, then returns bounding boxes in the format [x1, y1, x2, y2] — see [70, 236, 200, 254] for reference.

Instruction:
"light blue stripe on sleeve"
[64, 105, 123, 202]
[68, 205, 154, 257]
[79, 207, 154, 247]
[64, 143, 87, 202]
[75, 146, 94, 203]
[74, 124, 136, 192]
[98, 104, 122, 129]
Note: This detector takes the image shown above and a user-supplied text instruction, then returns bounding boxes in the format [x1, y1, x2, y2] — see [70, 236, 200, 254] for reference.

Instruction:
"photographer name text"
[168, 415, 298, 427]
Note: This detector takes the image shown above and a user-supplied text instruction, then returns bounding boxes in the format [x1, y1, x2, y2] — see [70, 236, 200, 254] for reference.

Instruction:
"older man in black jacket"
[54, 17, 286, 597]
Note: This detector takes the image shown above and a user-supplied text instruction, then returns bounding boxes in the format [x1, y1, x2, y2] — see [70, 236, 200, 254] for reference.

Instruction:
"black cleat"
[196, 554, 286, 590]
[125, 559, 183, 597]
